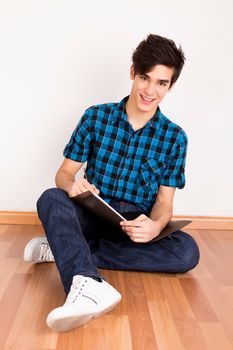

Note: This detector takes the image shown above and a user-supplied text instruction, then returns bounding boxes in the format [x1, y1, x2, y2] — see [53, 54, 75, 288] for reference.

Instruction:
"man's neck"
[125, 97, 157, 131]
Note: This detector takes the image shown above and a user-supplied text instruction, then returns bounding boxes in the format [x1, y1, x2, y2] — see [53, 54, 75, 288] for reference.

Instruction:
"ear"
[130, 65, 135, 80]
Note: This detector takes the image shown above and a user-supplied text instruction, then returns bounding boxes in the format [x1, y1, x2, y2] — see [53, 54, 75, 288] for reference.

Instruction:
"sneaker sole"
[47, 298, 121, 332]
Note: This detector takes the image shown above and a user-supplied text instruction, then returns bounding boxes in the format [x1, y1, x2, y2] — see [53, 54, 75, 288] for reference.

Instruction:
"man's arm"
[149, 185, 175, 231]
[55, 158, 99, 197]
[120, 185, 175, 243]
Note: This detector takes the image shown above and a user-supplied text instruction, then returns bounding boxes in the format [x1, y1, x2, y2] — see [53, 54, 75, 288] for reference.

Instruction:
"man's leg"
[90, 200, 200, 273]
[37, 188, 103, 293]
[36, 188, 121, 332]
[92, 229, 200, 273]
[32, 195, 199, 274]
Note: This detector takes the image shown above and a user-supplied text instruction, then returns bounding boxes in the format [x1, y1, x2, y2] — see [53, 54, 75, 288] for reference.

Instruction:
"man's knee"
[179, 237, 200, 273]
[37, 188, 69, 216]
[37, 188, 66, 204]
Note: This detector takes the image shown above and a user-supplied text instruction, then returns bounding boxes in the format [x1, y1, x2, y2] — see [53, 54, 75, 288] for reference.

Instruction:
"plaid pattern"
[64, 96, 188, 211]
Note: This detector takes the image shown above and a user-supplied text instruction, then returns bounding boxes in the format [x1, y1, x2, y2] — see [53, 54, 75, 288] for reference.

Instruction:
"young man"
[24, 34, 200, 332]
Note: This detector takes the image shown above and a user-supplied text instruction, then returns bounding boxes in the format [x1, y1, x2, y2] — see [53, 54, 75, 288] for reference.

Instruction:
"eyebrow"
[158, 79, 170, 84]
[141, 74, 170, 84]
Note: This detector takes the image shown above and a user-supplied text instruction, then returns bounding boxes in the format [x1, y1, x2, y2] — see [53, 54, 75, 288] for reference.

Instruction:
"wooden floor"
[0, 225, 233, 350]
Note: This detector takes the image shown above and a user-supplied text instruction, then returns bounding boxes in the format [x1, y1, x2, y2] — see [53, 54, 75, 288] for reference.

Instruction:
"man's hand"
[120, 214, 161, 243]
[55, 159, 100, 197]
[68, 178, 100, 198]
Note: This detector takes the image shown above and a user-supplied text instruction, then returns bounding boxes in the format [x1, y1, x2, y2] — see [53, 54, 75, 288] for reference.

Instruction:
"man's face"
[129, 64, 174, 117]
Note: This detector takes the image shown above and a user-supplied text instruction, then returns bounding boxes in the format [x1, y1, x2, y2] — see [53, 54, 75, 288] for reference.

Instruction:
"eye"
[159, 81, 167, 87]
[140, 75, 148, 81]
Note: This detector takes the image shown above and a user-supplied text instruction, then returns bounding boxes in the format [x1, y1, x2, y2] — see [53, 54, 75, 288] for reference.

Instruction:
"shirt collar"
[112, 96, 162, 131]
[112, 96, 129, 124]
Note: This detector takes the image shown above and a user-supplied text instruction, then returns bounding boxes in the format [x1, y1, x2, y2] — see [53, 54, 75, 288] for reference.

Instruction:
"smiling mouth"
[140, 94, 155, 103]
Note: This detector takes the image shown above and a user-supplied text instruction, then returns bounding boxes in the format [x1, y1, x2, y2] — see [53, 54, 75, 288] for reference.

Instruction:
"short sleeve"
[63, 109, 92, 162]
[160, 130, 188, 189]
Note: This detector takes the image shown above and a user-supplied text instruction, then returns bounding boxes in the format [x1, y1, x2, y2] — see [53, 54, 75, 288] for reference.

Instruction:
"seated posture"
[24, 34, 200, 332]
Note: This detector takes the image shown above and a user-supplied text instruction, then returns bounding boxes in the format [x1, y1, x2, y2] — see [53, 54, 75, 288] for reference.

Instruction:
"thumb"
[92, 184, 100, 194]
[137, 214, 148, 221]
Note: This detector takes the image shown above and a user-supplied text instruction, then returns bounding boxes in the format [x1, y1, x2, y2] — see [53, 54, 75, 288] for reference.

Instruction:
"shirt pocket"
[137, 158, 165, 193]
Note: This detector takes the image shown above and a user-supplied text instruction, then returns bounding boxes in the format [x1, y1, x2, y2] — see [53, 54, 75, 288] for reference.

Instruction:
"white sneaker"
[23, 237, 55, 263]
[46, 275, 122, 332]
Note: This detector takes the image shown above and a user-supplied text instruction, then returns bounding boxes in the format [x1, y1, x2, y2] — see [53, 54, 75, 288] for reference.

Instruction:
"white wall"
[0, 0, 232, 215]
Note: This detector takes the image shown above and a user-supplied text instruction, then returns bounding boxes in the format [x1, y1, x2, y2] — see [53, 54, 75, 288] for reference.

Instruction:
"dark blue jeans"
[37, 188, 200, 294]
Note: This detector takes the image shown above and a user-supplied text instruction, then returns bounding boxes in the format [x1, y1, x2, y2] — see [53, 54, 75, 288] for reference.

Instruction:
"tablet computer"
[150, 220, 192, 241]
[71, 191, 192, 239]
[71, 191, 126, 226]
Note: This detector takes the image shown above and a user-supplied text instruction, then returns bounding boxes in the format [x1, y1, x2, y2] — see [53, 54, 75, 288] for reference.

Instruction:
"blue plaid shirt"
[64, 96, 188, 211]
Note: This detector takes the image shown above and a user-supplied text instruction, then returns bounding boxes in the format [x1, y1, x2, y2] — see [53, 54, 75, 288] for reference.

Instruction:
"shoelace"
[39, 242, 53, 261]
[66, 277, 88, 304]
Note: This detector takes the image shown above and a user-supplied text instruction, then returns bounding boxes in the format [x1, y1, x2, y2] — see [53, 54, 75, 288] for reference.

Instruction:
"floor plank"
[0, 225, 233, 349]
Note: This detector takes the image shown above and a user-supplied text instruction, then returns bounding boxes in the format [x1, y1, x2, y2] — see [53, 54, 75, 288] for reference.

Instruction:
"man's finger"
[123, 227, 145, 234]
[120, 220, 142, 227]
[79, 184, 89, 193]
[92, 185, 100, 194]
[130, 236, 147, 243]
[83, 181, 97, 193]
[120, 214, 148, 227]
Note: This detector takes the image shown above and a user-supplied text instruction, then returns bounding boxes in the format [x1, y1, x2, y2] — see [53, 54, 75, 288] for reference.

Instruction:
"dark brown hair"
[132, 34, 185, 86]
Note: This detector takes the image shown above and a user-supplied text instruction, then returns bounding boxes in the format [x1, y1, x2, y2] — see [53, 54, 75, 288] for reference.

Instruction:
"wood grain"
[0, 225, 233, 349]
[1, 211, 233, 229]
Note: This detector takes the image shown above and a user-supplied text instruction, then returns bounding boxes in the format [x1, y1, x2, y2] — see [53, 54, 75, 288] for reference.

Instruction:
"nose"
[144, 82, 156, 96]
